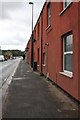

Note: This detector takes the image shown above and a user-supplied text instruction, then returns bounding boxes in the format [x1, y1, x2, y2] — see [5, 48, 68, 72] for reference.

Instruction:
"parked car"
[0, 55, 4, 62]
[12, 57, 16, 59]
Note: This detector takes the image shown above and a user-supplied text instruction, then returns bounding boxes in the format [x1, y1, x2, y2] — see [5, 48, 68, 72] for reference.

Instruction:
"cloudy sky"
[0, 0, 45, 51]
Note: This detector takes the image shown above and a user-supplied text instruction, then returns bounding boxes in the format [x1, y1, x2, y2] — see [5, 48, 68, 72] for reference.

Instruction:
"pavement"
[2, 60, 79, 118]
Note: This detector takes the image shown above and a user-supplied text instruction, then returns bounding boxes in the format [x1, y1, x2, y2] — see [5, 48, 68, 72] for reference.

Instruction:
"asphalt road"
[0, 57, 21, 119]
[0, 57, 21, 87]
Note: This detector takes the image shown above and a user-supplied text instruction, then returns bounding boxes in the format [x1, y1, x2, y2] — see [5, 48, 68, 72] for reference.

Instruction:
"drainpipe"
[40, 16, 43, 76]
[45, 34, 49, 78]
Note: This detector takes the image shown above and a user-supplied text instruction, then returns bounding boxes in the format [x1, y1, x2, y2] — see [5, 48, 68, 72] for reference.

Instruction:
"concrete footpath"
[2, 60, 79, 118]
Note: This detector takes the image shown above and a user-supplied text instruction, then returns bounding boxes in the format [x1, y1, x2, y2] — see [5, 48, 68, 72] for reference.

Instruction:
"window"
[37, 48, 39, 65]
[34, 30, 36, 39]
[63, 0, 72, 9]
[38, 22, 40, 40]
[47, 3, 51, 27]
[34, 29, 36, 42]
[63, 33, 73, 73]
[43, 53, 46, 65]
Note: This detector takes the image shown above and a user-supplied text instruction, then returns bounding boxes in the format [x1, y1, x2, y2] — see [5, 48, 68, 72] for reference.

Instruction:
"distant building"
[26, 1, 80, 101]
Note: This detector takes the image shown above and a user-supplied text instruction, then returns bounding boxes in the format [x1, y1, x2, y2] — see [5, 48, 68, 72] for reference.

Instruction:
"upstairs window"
[63, 33, 73, 73]
[38, 22, 40, 40]
[34, 30, 36, 39]
[34, 29, 36, 42]
[63, 0, 72, 9]
[47, 3, 51, 27]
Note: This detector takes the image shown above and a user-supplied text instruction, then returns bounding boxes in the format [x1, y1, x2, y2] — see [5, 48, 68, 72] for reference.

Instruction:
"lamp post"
[29, 2, 34, 68]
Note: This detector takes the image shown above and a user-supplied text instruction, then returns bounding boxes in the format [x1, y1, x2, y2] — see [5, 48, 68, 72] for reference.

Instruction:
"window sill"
[59, 71, 73, 78]
[59, 2, 72, 16]
[42, 64, 46, 67]
[46, 25, 51, 31]
[46, 25, 52, 34]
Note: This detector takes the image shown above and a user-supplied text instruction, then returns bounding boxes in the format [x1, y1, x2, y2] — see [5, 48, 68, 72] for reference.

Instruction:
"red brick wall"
[78, 2, 80, 100]
[56, 2, 79, 100]
[26, 2, 79, 101]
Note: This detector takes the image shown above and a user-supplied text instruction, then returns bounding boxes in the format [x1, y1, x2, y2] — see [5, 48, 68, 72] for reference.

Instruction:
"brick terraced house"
[26, 1, 80, 101]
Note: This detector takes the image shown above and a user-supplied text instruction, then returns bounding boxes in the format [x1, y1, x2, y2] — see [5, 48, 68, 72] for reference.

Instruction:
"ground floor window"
[43, 53, 46, 65]
[37, 48, 39, 65]
[63, 33, 73, 74]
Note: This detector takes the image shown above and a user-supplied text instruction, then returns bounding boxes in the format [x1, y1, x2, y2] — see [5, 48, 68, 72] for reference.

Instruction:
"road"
[0, 57, 21, 87]
[0, 57, 21, 119]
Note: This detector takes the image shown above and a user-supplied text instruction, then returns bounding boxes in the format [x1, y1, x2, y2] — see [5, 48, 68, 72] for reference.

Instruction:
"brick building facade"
[26, 1, 80, 101]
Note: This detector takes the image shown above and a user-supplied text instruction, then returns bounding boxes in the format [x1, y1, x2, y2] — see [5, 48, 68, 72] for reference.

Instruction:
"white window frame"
[37, 48, 39, 66]
[63, 34, 73, 75]
[47, 3, 51, 27]
[63, 0, 72, 9]
[42, 53, 46, 66]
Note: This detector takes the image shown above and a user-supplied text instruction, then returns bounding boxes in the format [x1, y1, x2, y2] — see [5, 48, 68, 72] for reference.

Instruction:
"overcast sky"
[0, 0, 45, 51]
